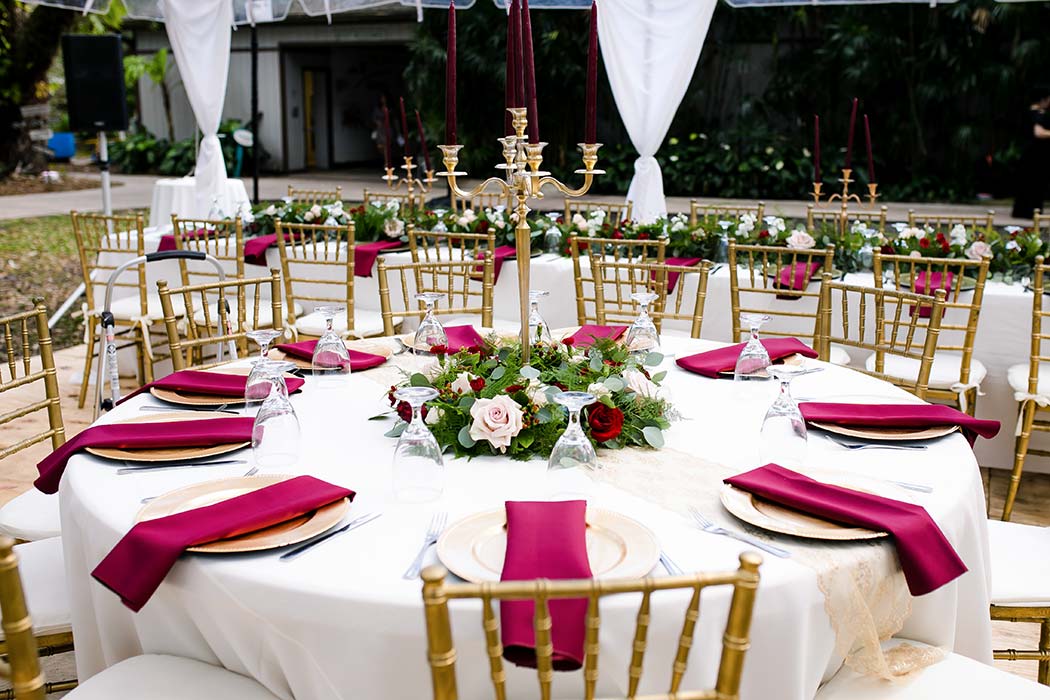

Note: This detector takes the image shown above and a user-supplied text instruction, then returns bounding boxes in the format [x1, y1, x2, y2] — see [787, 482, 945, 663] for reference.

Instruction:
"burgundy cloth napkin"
[439, 325, 486, 353]
[776, 261, 822, 291]
[243, 234, 280, 266]
[676, 337, 819, 378]
[500, 500, 593, 670]
[92, 475, 355, 611]
[799, 402, 1000, 446]
[116, 369, 306, 407]
[663, 257, 703, 293]
[34, 417, 254, 494]
[157, 227, 209, 253]
[726, 464, 967, 596]
[355, 241, 404, 278]
[567, 325, 628, 348]
[474, 245, 517, 283]
[913, 270, 953, 318]
[274, 339, 387, 371]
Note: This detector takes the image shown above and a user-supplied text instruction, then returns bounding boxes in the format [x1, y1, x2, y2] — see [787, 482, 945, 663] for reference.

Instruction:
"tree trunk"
[0, 3, 77, 176]
[160, 81, 175, 142]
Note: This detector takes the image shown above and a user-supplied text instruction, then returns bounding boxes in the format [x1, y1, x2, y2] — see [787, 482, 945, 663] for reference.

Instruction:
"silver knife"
[116, 459, 247, 475]
[279, 512, 382, 561]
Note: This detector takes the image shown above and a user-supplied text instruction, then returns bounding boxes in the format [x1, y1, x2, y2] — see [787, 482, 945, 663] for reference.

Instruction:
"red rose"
[758, 229, 770, 239]
[430, 344, 448, 356]
[562, 337, 576, 347]
[397, 401, 428, 423]
[612, 230, 624, 240]
[588, 404, 624, 443]
[505, 384, 525, 393]
[469, 377, 486, 392]
[941, 241, 950, 253]
[919, 238, 930, 249]
[881, 244, 894, 254]
[638, 233, 650, 240]
[477, 220, 490, 234]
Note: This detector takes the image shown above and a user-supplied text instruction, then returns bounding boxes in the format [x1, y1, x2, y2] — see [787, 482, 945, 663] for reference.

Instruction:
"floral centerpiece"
[383, 336, 675, 460]
[248, 200, 352, 237]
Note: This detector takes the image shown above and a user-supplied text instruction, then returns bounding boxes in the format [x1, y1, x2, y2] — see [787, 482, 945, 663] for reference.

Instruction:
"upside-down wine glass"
[624, 291, 660, 353]
[759, 366, 809, 468]
[547, 391, 599, 499]
[528, 290, 553, 345]
[245, 329, 284, 404]
[734, 313, 774, 400]
[251, 361, 301, 470]
[717, 220, 733, 263]
[544, 211, 563, 255]
[414, 292, 447, 353]
[433, 208, 448, 233]
[312, 305, 351, 388]
[392, 387, 444, 503]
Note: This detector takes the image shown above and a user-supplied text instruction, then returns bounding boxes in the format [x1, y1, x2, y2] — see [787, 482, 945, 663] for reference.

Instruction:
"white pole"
[98, 130, 113, 216]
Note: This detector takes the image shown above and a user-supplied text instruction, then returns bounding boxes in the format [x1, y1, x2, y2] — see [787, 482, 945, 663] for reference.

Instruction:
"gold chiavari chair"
[274, 219, 384, 340]
[420, 553, 762, 700]
[817, 274, 946, 401]
[806, 203, 887, 236]
[0, 301, 75, 694]
[376, 259, 493, 336]
[872, 251, 990, 415]
[157, 272, 285, 371]
[689, 200, 764, 228]
[1034, 210, 1049, 243]
[570, 236, 667, 326]
[0, 536, 281, 699]
[907, 209, 995, 236]
[363, 188, 423, 212]
[1003, 256, 1050, 520]
[407, 224, 496, 265]
[727, 240, 843, 362]
[286, 184, 342, 205]
[450, 191, 511, 213]
[591, 259, 711, 339]
[72, 210, 169, 408]
[171, 215, 245, 286]
[564, 199, 633, 226]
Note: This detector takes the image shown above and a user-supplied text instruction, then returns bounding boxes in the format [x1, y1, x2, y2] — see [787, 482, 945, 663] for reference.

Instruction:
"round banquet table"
[148, 177, 251, 230]
[59, 334, 993, 700]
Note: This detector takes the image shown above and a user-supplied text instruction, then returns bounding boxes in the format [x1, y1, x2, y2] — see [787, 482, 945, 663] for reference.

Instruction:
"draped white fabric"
[597, 0, 716, 222]
[160, 0, 233, 217]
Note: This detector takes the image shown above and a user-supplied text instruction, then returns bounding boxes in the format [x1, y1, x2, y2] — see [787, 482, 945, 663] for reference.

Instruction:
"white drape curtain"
[597, 0, 716, 222]
[161, 0, 233, 217]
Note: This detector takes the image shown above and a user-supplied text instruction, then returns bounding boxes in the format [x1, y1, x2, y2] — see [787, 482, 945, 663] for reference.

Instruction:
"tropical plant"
[124, 48, 176, 141]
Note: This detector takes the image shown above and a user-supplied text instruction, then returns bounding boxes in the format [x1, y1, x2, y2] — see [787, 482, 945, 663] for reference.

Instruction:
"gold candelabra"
[383, 154, 436, 196]
[437, 107, 603, 364]
[811, 168, 879, 207]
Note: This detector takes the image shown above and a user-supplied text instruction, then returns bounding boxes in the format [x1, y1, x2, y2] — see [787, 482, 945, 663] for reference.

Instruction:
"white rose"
[949, 224, 967, 246]
[425, 407, 443, 425]
[462, 209, 477, 224]
[909, 250, 922, 258]
[966, 241, 992, 260]
[623, 370, 660, 399]
[572, 213, 589, 231]
[385, 200, 400, 213]
[303, 211, 315, 222]
[263, 205, 277, 216]
[450, 371, 476, 395]
[384, 218, 404, 238]
[786, 229, 816, 250]
[1007, 240, 1021, 252]
[525, 379, 548, 406]
[587, 382, 611, 400]
[309, 204, 323, 218]
[469, 395, 525, 453]
[898, 227, 923, 240]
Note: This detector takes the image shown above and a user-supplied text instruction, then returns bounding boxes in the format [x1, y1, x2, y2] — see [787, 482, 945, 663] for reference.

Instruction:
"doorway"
[301, 67, 331, 169]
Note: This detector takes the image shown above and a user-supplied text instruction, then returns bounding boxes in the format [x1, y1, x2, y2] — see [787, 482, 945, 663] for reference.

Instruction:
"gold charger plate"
[716, 351, 807, 377]
[720, 471, 891, 541]
[436, 507, 660, 583]
[268, 340, 392, 370]
[137, 474, 350, 554]
[86, 412, 250, 463]
[150, 365, 250, 407]
[898, 272, 976, 293]
[809, 421, 958, 442]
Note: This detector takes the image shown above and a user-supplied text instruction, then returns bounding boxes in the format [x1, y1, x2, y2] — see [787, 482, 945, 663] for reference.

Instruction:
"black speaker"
[62, 34, 128, 132]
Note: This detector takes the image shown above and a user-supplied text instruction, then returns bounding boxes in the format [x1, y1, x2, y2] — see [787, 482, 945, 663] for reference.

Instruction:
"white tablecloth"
[60, 335, 992, 700]
[148, 177, 250, 230]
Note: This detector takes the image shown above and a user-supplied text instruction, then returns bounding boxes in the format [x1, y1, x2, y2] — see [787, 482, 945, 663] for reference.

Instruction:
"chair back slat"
[363, 188, 423, 213]
[591, 260, 710, 339]
[1034, 210, 1048, 243]
[0, 539, 46, 700]
[480, 594, 508, 700]
[376, 259, 494, 336]
[451, 192, 511, 213]
[287, 184, 342, 205]
[806, 203, 887, 235]
[408, 226, 496, 265]
[570, 236, 667, 325]
[689, 201, 764, 229]
[0, 301, 65, 461]
[1025, 257, 1050, 394]
[274, 219, 355, 331]
[71, 210, 148, 313]
[564, 200, 633, 227]
[906, 209, 995, 236]
[171, 216, 245, 286]
[419, 553, 762, 700]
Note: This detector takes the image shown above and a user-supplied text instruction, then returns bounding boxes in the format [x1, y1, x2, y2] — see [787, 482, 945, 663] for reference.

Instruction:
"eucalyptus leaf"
[643, 352, 664, 367]
[384, 423, 407, 438]
[368, 413, 390, 421]
[642, 426, 665, 448]
[589, 353, 604, 372]
[519, 365, 541, 380]
[516, 432, 535, 448]
[603, 376, 625, 392]
[536, 406, 553, 423]
[457, 425, 476, 448]
[651, 370, 667, 383]
[491, 365, 506, 380]
[458, 396, 476, 410]
[409, 373, 432, 387]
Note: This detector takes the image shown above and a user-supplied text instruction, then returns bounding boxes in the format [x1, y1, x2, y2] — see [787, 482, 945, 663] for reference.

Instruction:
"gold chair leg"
[964, 387, 978, 417]
[1003, 400, 1037, 522]
[1040, 619, 1050, 686]
[77, 316, 97, 409]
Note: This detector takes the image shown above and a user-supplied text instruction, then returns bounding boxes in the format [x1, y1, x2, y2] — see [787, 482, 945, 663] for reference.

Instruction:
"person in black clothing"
[1013, 86, 1050, 220]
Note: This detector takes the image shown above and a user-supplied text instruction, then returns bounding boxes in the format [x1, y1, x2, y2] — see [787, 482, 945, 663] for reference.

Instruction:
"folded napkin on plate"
[116, 369, 306, 406]
[355, 241, 404, 278]
[437, 325, 486, 353]
[663, 257, 703, 293]
[243, 234, 286, 266]
[725, 464, 967, 596]
[676, 337, 818, 378]
[157, 228, 209, 253]
[566, 325, 628, 348]
[501, 500, 593, 670]
[913, 270, 953, 318]
[799, 402, 1000, 446]
[776, 261, 822, 292]
[35, 417, 254, 494]
[274, 339, 387, 370]
[474, 245, 516, 283]
[92, 475, 354, 611]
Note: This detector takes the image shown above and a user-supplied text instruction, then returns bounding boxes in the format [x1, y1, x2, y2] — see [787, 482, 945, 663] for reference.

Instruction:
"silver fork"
[827, 436, 928, 452]
[402, 511, 448, 580]
[659, 551, 683, 575]
[688, 507, 791, 558]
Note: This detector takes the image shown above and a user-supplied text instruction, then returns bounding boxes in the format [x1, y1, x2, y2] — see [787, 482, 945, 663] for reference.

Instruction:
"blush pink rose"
[468, 395, 524, 453]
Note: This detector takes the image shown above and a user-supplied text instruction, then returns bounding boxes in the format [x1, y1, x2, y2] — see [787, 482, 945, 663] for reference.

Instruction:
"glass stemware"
[392, 387, 444, 503]
[734, 313, 773, 384]
[624, 291, 660, 353]
[207, 195, 225, 220]
[527, 290, 553, 344]
[544, 211, 562, 255]
[547, 391, 599, 498]
[414, 292, 447, 353]
[432, 208, 448, 233]
[312, 305, 351, 387]
[245, 330, 285, 403]
[717, 220, 733, 262]
[759, 366, 809, 468]
[251, 364, 301, 470]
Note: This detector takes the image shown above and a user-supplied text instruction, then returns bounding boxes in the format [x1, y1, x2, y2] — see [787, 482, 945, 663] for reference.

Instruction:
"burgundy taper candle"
[521, 0, 538, 143]
[512, 0, 525, 115]
[382, 103, 392, 168]
[416, 109, 431, 172]
[813, 114, 821, 183]
[845, 97, 858, 170]
[585, 0, 597, 144]
[864, 114, 874, 182]
[445, 1, 456, 145]
[504, 0, 516, 133]
[399, 96, 410, 157]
